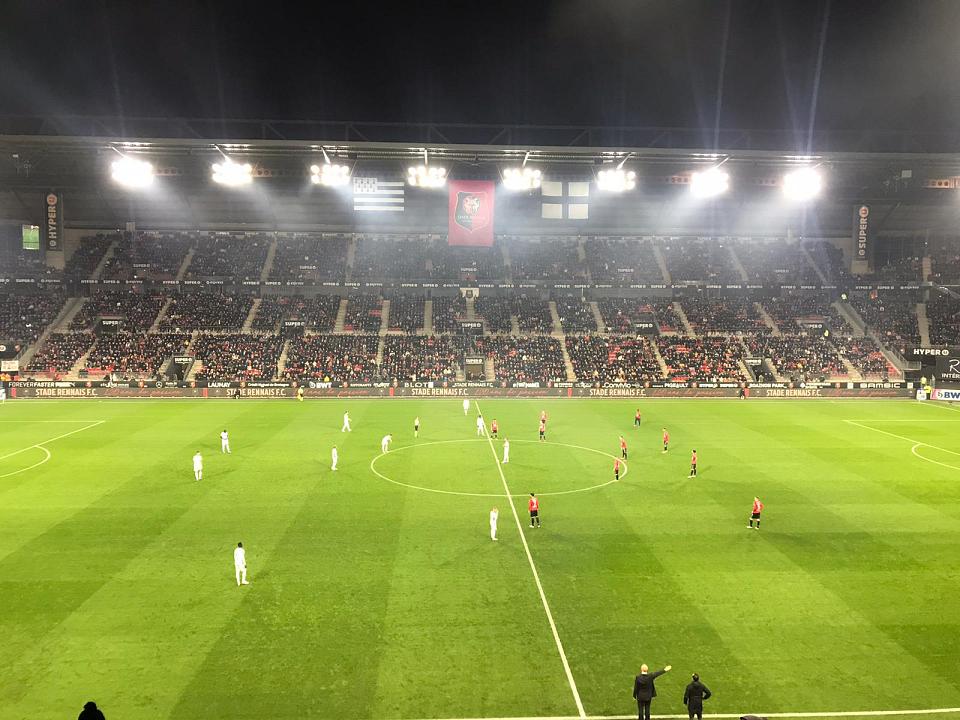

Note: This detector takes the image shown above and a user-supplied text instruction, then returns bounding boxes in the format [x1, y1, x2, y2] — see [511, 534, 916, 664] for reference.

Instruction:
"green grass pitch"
[2, 398, 960, 720]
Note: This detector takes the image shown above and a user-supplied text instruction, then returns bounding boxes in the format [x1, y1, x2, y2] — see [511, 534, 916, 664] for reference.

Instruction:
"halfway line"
[474, 401, 586, 719]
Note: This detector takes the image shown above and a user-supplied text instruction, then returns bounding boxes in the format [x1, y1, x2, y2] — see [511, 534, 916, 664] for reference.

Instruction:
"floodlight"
[311, 162, 350, 187]
[212, 158, 253, 186]
[782, 167, 823, 201]
[503, 167, 542, 191]
[111, 156, 154, 188]
[690, 167, 729, 198]
[597, 167, 637, 192]
[407, 165, 447, 188]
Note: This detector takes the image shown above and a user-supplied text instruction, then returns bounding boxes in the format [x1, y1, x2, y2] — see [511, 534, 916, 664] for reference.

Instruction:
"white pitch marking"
[368, 439, 626, 498]
[415, 708, 960, 720]
[0, 420, 106, 463]
[843, 420, 960, 458]
[475, 401, 586, 719]
[911, 443, 960, 472]
[0, 446, 51, 479]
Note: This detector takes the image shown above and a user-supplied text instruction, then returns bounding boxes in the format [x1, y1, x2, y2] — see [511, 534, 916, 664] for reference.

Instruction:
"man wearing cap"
[683, 673, 712, 720]
[632, 663, 671, 720]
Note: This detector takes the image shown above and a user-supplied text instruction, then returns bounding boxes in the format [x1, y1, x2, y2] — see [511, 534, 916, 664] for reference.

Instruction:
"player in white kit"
[502, 438, 510, 464]
[220, 429, 231, 453]
[193, 451, 203, 481]
[476, 415, 485, 436]
[489, 507, 499, 541]
[342, 411, 352, 432]
[463, 398, 470, 415]
[234, 542, 249, 585]
[331, 445, 338, 471]
[381, 434, 393, 453]
[414, 416, 420, 438]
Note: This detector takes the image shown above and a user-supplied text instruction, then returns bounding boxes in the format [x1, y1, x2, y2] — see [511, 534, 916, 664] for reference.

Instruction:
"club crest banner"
[448, 180, 495, 246]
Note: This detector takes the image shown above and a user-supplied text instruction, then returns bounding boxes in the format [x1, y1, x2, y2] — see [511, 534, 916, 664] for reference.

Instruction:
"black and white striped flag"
[541, 180, 589, 220]
[353, 177, 405, 213]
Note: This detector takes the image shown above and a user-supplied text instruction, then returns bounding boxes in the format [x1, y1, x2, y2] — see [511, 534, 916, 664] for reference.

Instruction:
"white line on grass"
[417, 708, 960, 720]
[911, 443, 960, 472]
[474, 401, 586, 719]
[0, 420, 106, 463]
[843, 420, 960, 458]
[0, 446, 51, 479]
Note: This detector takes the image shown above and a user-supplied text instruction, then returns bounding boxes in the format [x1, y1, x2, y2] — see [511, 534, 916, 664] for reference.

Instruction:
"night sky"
[2, 0, 959, 134]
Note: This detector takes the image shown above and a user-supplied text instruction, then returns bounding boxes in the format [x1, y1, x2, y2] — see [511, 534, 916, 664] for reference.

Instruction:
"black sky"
[2, 0, 959, 134]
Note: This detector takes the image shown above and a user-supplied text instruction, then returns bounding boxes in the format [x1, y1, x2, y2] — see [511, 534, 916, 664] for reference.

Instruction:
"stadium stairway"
[53, 296, 87, 332]
[836, 352, 864, 382]
[651, 342, 669, 377]
[334, 298, 348, 333]
[484, 356, 494, 380]
[548, 301, 563, 335]
[921, 255, 932, 281]
[375, 336, 385, 367]
[559, 339, 577, 382]
[242, 298, 261, 334]
[423, 300, 433, 335]
[175, 247, 195, 281]
[802, 244, 830, 283]
[509, 313, 520, 335]
[91, 238, 118, 280]
[379, 299, 391, 335]
[150, 297, 173, 332]
[68, 339, 97, 380]
[755, 302, 782, 336]
[276, 339, 290, 377]
[917, 302, 931, 345]
[465, 296, 476, 321]
[589, 301, 606, 333]
[18, 296, 83, 369]
[835, 301, 866, 337]
[345, 236, 357, 275]
[577, 238, 587, 262]
[653, 244, 671, 283]
[673, 302, 696, 337]
[500, 242, 512, 272]
[260, 238, 278, 282]
[729, 245, 750, 282]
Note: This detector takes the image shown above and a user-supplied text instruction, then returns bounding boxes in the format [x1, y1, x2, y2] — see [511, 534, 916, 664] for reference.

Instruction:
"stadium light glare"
[212, 158, 253, 186]
[407, 165, 447, 188]
[310, 162, 350, 187]
[690, 167, 729, 198]
[596, 167, 637, 192]
[502, 167, 542, 190]
[111, 156, 154, 188]
[782, 167, 823, 201]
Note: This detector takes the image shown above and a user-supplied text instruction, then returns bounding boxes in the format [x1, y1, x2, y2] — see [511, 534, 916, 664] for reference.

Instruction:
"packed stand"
[353, 236, 429, 280]
[380, 336, 458, 382]
[512, 297, 553, 334]
[656, 337, 747, 382]
[584, 237, 664, 284]
[847, 293, 920, 353]
[0, 292, 66, 347]
[868, 256, 922, 281]
[255, 295, 341, 332]
[926, 295, 960, 346]
[761, 295, 851, 335]
[804, 240, 851, 284]
[565, 335, 661, 383]
[186, 235, 270, 280]
[429, 243, 506, 282]
[598, 298, 681, 334]
[27, 333, 94, 373]
[430, 295, 467, 333]
[659, 238, 741, 284]
[343, 294, 383, 333]
[282, 335, 380, 383]
[470, 336, 567, 384]
[681, 298, 769, 335]
[269, 234, 348, 281]
[475, 297, 513, 333]
[386, 295, 424, 333]
[103, 232, 193, 280]
[192, 333, 285, 381]
[509, 238, 587, 283]
[929, 241, 960, 283]
[70, 291, 166, 332]
[64, 235, 114, 280]
[84, 333, 191, 378]
[737, 242, 820, 285]
[746, 336, 845, 379]
[159, 293, 253, 331]
[554, 297, 598, 333]
[0, 249, 59, 278]
[835, 337, 891, 378]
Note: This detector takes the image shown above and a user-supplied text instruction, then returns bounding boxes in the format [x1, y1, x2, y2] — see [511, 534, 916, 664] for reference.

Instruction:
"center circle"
[369, 438, 626, 498]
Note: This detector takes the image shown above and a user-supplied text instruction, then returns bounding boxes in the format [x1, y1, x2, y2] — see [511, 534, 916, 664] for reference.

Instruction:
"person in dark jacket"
[632, 663, 671, 720]
[78, 700, 106, 720]
[683, 673, 712, 719]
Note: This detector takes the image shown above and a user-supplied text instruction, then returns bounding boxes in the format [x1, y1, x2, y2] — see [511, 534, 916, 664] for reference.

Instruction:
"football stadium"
[3, 3, 960, 720]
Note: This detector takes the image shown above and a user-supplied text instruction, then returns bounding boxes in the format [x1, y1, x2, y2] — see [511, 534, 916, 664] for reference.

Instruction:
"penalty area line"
[415, 708, 960, 720]
[0, 420, 106, 463]
[474, 401, 586, 720]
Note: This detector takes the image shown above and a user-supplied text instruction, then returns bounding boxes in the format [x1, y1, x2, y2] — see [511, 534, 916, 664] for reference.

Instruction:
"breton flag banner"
[448, 180, 495, 246]
[541, 180, 589, 220]
[353, 177, 405, 212]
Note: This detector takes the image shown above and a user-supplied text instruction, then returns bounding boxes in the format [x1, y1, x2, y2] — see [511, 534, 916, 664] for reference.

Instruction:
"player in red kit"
[490, 418, 499, 439]
[748, 497, 763, 529]
[619, 435, 628, 459]
[528, 493, 541, 528]
[538, 418, 546, 442]
[662, 428, 669, 453]
[540, 409, 547, 425]
[614, 457, 621, 481]
[634, 408, 642, 427]
[689, 449, 698, 478]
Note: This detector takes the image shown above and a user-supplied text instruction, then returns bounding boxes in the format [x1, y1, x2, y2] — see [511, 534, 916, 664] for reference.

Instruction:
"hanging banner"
[448, 180, 495, 247]
[42, 191, 63, 251]
[853, 204, 870, 261]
